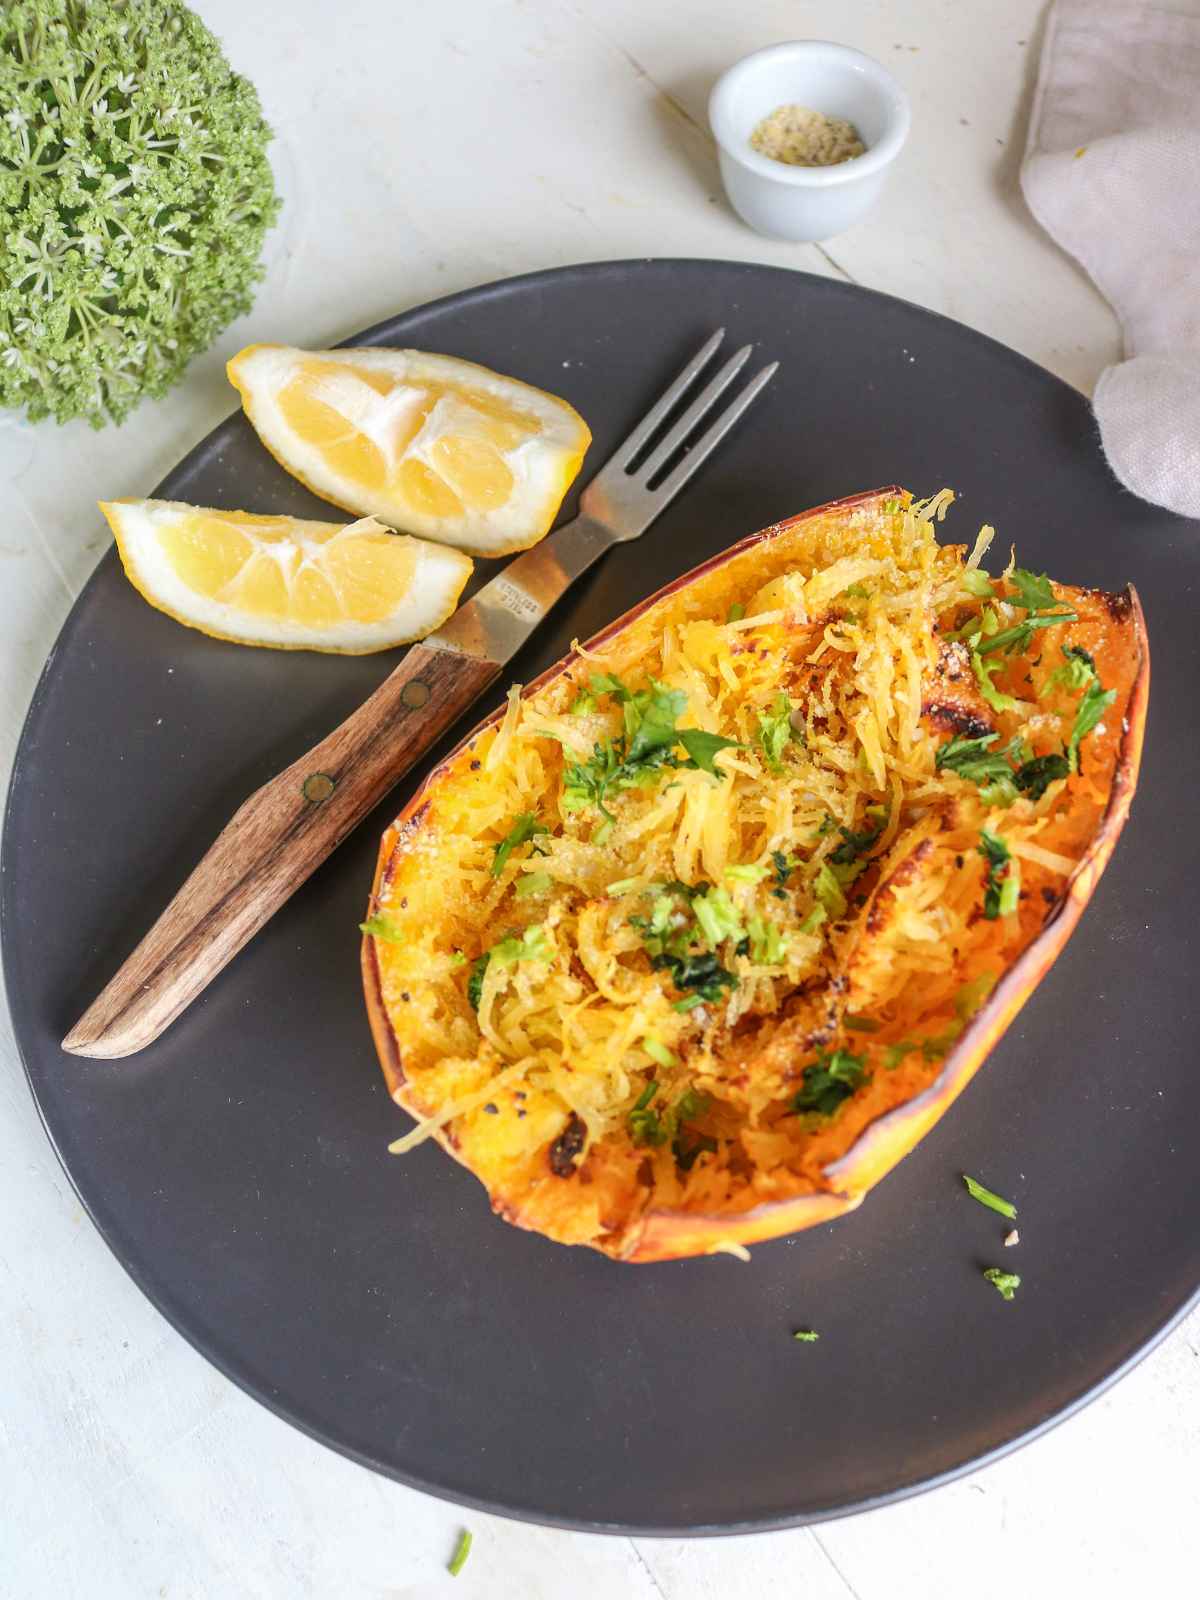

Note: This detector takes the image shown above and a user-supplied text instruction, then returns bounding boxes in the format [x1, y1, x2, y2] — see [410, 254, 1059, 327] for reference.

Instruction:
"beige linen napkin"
[1022, 0, 1200, 518]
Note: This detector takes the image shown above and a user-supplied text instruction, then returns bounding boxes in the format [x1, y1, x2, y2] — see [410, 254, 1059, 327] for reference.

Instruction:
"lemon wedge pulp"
[227, 344, 591, 558]
[102, 499, 473, 654]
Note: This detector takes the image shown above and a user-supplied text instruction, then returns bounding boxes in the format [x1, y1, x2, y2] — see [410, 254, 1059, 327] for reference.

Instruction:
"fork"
[63, 330, 778, 1058]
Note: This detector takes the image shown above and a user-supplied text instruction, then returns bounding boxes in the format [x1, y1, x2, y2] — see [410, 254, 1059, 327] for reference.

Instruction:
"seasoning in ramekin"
[749, 104, 865, 168]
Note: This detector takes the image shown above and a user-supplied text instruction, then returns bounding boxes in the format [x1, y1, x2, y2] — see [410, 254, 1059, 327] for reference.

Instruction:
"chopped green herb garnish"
[726, 602, 745, 623]
[1046, 644, 1096, 693]
[725, 863, 768, 882]
[1067, 677, 1116, 771]
[975, 609, 1077, 657]
[676, 1087, 711, 1122]
[625, 682, 688, 760]
[672, 993, 706, 1013]
[570, 687, 597, 714]
[756, 691, 804, 772]
[978, 829, 1020, 919]
[467, 954, 490, 1011]
[962, 568, 994, 598]
[793, 1048, 868, 1116]
[491, 813, 549, 876]
[830, 822, 882, 866]
[589, 671, 630, 699]
[672, 1088, 715, 1168]
[515, 871, 554, 898]
[653, 948, 739, 1002]
[629, 1080, 666, 1146]
[747, 915, 789, 965]
[448, 1530, 473, 1577]
[558, 680, 738, 822]
[798, 904, 828, 936]
[630, 1080, 712, 1152]
[469, 925, 552, 1004]
[493, 925, 550, 964]
[815, 813, 838, 838]
[449, 951, 467, 967]
[692, 886, 745, 947]
[678, 728, 742, 775]
[977, 775, 1018, 808]
[630, 881, 743, 1004]
[921, 1021, 963, 1060]
[935, 732, 1014, 784]
[812, 861, 847, 920]
[842, 582, 871, 600]
[883, 1040, 917, 1069]
[844, 1014, 881, 1032]
[830, 857, 867, 890]
[971, 648, 1018, 713]
[360, 914, 404, 944]
[771, 849, 798, 891]
[1013, 752, 1071, 800]
[937, 732, 1059, 807]
[607, 877, 642, 896]
[983, 1267, 1021, 1301]
[956, 972, 997, 1019]
[792, 1328, 820, 1343]
[675, 1134, 718, 1170]
[642, 1036, 678, 1070]
[1007, 567, 1057, 611]
[963, 1173, 1017, 1219]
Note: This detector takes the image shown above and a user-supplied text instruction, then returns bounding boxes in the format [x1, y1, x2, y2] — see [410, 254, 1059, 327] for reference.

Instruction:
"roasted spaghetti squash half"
[363, 488, 1148, 1261]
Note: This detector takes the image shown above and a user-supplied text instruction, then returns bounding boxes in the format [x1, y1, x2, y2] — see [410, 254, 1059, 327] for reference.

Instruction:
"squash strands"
[362, 488, 1148, 1262]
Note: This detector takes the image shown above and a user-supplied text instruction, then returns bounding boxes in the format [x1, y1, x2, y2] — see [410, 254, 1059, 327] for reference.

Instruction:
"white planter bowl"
[709, 41, 910, 243]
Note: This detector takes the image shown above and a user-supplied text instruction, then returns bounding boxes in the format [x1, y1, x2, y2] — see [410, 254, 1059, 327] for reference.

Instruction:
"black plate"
[5, 261, 1198, 1534]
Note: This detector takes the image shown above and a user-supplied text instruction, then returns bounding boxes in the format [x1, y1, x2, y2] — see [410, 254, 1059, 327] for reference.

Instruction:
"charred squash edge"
[361, 487, 1150, 1263]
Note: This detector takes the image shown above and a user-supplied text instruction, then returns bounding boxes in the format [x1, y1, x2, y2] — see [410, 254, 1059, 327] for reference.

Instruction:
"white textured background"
[2, 2, 1196, 1596]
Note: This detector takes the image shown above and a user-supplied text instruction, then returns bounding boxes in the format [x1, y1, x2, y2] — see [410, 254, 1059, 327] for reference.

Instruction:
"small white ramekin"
[709, 41, 910, 243]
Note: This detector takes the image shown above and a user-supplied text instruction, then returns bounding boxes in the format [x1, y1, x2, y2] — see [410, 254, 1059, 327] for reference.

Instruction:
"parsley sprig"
[977, 829, 1020, 919]
[629, 883, 741, 1005]
[491, 813, 549, 875]
[983, 1267, 1021, 1301]
[555, 675, 740, 829]
[1067, 677, 1116, 771]
[975, 609, 1078, 657]
[466, 925, 551, 1010]
[793, 1048, 868, 1117]
[756, 692, 805, 771]
[962, 1174, 1018, 1219]
[936, 732, 1068, 806]
[628, 1082, 715, 1166]
[1046, 644, 1097, 693]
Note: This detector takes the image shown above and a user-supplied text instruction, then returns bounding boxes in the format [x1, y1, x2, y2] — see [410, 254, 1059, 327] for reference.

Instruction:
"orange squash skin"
[362, 489, 1149, 1263]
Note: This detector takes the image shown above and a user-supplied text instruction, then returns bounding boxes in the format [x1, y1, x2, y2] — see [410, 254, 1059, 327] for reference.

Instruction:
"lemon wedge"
[227, 344, 591, 557]
[102, 499, 473, 654]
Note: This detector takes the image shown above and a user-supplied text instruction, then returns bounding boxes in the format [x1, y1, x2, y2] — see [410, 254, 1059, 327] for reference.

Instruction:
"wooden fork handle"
[61, 642, 501, 1059]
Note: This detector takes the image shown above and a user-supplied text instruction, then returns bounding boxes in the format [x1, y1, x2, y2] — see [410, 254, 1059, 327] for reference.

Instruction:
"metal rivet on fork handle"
[301, 773, 336, 804]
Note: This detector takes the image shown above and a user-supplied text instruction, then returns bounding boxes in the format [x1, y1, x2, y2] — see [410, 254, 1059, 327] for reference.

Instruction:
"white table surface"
[2, 1, 1196, 1595]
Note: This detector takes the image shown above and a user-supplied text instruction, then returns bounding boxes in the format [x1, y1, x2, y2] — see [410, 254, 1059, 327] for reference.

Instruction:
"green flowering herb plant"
[0, 0, 280, 426]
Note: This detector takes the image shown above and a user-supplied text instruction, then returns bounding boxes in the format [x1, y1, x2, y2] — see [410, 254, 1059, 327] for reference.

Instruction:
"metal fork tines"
[583, 328, 779, 539]
[431, 329, 778, 664]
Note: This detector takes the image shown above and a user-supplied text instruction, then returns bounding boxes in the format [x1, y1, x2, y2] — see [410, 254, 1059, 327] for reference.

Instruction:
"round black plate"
[5, 261, 1198, 1534]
